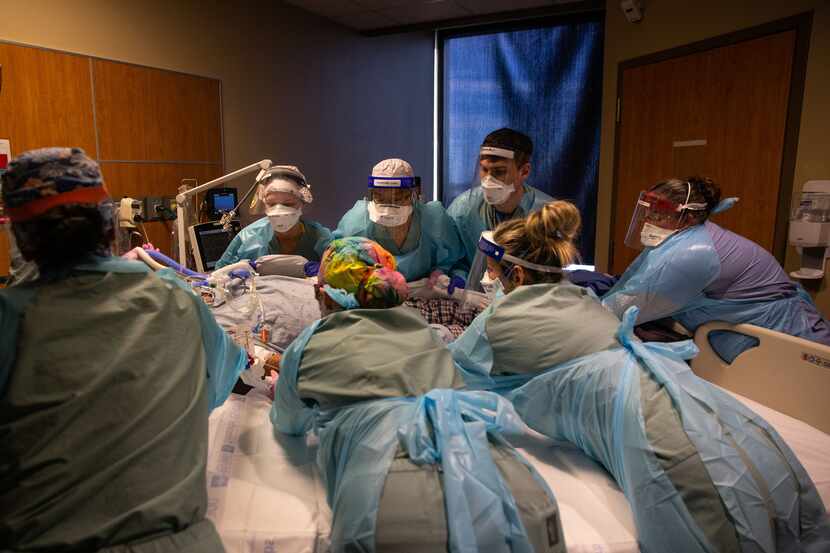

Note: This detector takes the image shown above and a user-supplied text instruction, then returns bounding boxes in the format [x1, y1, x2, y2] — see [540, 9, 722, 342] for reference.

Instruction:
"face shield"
[466, 231, 563, 300]
[623, 183, 708, 249]
[366, 175, 419, 227]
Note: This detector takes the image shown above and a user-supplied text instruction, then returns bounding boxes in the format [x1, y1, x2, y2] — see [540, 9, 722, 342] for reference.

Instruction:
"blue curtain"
[442, 19, 604, 263]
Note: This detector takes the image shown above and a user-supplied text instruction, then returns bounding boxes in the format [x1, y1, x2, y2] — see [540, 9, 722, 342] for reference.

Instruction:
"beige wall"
[0, 0, 434, 227]
[599, 0, 830, 312]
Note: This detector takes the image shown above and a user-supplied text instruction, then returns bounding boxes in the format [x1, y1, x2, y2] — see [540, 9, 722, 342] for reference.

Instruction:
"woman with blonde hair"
[450, 200, 829, 553]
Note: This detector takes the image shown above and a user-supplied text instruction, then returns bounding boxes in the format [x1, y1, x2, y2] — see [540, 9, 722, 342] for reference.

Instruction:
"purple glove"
[448, 275, 466, 295]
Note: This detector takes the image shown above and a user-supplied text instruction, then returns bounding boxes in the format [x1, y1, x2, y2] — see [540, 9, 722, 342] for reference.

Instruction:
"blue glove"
[448, 275, 466, 295]
[304, 261, 320, 277]
[229, 269, 251, 280]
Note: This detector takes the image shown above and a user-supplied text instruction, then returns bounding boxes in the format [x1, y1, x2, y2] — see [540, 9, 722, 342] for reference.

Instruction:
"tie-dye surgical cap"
[319, 237, 408, 309]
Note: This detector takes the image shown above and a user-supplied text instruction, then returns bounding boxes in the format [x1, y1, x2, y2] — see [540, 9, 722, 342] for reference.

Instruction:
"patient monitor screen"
[191, 223, 239, 271]
[212, 193, 235, 213]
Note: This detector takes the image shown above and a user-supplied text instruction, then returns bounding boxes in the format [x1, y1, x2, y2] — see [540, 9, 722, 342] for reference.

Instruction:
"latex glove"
[429, 270, 452, 295]
[461, 289, 491, 310]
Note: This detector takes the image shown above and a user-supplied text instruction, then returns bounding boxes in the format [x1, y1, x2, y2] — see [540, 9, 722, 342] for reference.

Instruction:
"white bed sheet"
[207, 388, 830, 553]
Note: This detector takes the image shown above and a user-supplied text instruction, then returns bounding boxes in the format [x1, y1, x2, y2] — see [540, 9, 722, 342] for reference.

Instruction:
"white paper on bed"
[208, 388, 830, 553]
[207, 393, 331, 553]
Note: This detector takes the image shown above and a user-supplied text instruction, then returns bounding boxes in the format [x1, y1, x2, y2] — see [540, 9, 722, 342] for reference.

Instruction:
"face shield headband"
[479, 146, 515, 160]
[477, 231, 564, 274]
[367, 175, 419, 189]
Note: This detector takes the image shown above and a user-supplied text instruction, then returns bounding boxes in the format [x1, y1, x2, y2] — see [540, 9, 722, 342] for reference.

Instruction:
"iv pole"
[175, 159, 271, 269]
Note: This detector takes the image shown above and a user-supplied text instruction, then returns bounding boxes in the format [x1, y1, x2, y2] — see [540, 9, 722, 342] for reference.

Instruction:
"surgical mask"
[640, 222, 676, 248]
[480, 272, 504, 300]
[267, 204, 302, 233]
[481, 175, 513, 206]
[368, 201, 412, 227]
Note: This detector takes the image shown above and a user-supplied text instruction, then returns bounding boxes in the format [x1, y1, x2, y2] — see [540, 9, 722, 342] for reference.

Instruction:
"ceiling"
[283, 0, 578, 32]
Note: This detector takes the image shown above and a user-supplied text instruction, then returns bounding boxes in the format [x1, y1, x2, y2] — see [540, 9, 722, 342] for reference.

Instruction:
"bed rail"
[692, 322, 830, 434]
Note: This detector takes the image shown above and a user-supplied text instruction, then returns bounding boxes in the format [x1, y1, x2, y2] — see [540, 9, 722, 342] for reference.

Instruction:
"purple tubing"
[146, 249, 208, 279]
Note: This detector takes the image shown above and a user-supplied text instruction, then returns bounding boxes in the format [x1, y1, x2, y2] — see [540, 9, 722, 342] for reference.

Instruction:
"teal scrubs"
[447, 184, 552, 274]
[0, 256, 246, 551]
[216, 217, 332, 268]
[333, 201, 466, 281]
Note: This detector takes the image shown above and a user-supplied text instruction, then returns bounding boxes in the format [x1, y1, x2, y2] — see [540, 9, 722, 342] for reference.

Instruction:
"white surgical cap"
[251, 164, 312, 212]
[372, 158, 413, 178]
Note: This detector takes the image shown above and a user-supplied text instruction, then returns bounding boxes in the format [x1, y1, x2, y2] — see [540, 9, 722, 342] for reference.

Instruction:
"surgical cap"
[2, 148, 108, 222]
[372, 158, 413, 178]
[320, 237, 409, 309]
[252, 165, 312, 209]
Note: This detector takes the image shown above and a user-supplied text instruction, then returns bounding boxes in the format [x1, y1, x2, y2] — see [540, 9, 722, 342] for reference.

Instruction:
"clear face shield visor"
[623, 190, 707, 249]
[366, 175, 420, 204]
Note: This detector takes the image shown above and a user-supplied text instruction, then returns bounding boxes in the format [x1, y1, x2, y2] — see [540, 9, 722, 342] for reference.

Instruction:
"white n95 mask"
[267, 204, 302, 233]
[368, 201, 412, 227]
[481, 175, 513, 206]
[640, 222, 676, 248]
[480, 272, 504, 300]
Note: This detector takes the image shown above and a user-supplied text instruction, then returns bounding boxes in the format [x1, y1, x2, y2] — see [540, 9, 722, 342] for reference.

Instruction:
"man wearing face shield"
[333, 158, 466, 284]
[215, 165, 332, 269]
[447, 128, 552, 275]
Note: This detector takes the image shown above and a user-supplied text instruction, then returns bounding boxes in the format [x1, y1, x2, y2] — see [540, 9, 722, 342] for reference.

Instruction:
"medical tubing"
[146, 249, 207, 278]
[134, 247, 166, 271]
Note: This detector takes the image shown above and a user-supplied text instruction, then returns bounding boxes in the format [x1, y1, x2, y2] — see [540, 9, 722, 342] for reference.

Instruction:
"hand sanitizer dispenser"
[789, 180, 830, 279]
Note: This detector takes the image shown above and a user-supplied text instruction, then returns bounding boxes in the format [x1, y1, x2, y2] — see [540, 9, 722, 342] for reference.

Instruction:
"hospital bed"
[150, 253, 827, 552]
[206, 333, 830, 553]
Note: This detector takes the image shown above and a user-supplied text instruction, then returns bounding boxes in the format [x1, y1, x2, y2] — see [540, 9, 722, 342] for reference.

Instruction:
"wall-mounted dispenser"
[789, 180, 830, 280]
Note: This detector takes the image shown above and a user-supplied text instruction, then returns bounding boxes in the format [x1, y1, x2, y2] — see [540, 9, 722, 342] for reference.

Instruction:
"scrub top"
[603, 221, 830, 362]
[216, 217, 332, 269]
[447, 184, 552, 274]
[333, 200, 466, 281]
[0, 256, 246, 551]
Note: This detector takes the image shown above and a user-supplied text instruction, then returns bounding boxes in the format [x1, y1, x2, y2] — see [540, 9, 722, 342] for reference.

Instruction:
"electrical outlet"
[143, 196, 177, 221]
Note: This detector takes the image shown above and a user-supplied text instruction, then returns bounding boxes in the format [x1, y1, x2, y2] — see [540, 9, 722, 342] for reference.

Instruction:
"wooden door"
[611, 30, 796, 275]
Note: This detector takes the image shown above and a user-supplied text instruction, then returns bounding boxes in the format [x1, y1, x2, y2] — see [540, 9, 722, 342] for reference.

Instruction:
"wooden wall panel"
[0, 43, 98, 279]
[0, 42, 223, 278]
[101, 162, 224, 256]
[0, 43, 97, 155]
[93, 59, 222, 162]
